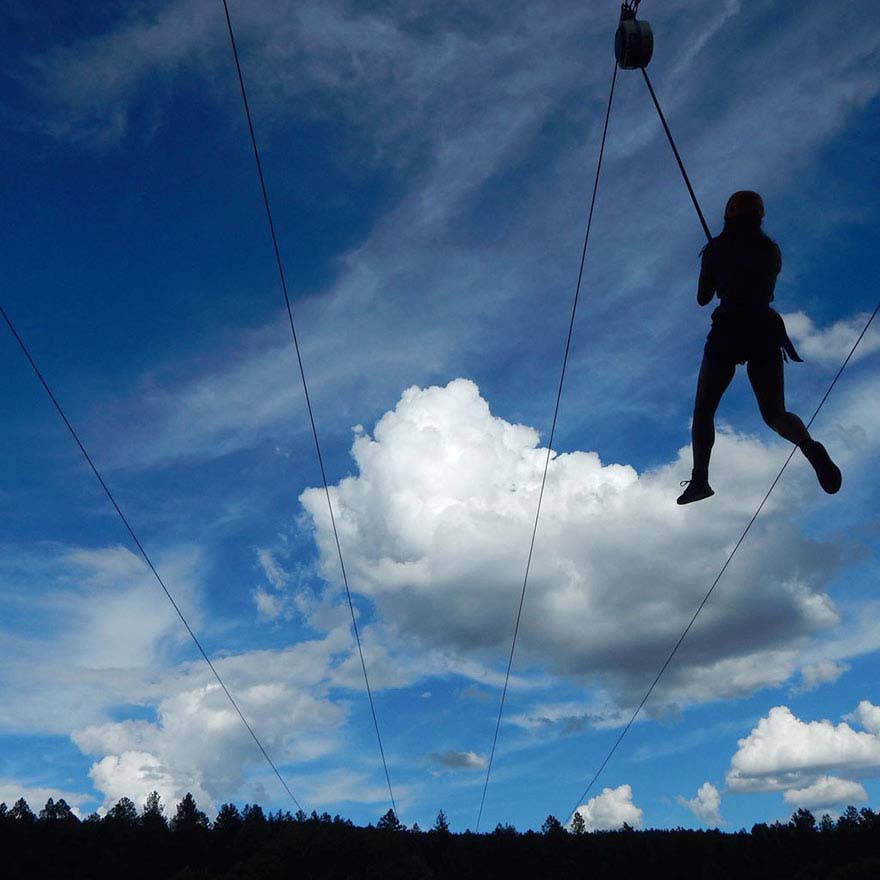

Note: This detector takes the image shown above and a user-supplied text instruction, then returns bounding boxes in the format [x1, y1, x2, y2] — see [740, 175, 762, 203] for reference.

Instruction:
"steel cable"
[0, 303, 304, 812]
[475, 61, 620, 832]
[219, 0, 397, 817]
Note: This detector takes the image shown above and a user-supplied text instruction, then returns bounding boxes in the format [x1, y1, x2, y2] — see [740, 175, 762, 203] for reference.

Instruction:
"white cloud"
[71, 638, 353, 813]
[783, 775, 867, 810]
[0, 542, 385, 813]
[59, 545, 202, 670]
[301, 379, 841, 710]
[726, 703, 880, 793]
[289, 768, 398, 808]
[783, 311, 880, 366]
[572, 784, 642, 831]
[792, 660, 850, 693]
[0, 544, 203, 734]
[676, 781, 723, 826]
[87, 751, 208, 816]
[845, 700, 880, 737]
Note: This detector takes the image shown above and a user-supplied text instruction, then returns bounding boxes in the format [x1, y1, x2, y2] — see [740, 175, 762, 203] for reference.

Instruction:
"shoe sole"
[806, 442, 842, 494]
[677, 486, 715, 506]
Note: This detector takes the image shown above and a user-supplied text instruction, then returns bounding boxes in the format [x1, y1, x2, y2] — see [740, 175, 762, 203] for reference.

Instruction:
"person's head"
[724, 190, 764, 221]
[720, 190, 766, 238]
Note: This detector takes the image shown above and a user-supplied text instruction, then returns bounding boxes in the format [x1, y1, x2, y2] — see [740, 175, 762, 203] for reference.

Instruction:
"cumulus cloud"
[426, 750, 486, 770]
[71, 636, 355, 813]
[0, 542, 390, 814]
[846, 700, 880, 737]
[676, 782, 723, 826]
[301, 379, 841, 710]
[572, 784, 642, 831]
[783, 311, 880, 366]
[726, 703, 880, 794]
[783, 775, 867, 810]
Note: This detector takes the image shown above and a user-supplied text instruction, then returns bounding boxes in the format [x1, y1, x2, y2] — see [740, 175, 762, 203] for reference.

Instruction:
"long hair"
[701, 216, 776, 256]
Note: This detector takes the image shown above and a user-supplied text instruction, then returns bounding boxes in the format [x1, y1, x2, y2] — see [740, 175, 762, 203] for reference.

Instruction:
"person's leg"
[747, 353, 811, 446]
[679, 353, 735, 504]
[692, 354, 736, 476]
[748, 353, 842, 493]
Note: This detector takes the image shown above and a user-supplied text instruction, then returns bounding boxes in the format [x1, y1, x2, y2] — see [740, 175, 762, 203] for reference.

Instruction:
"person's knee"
[761, 408, 786, 433]
[693, 403, 714, 426]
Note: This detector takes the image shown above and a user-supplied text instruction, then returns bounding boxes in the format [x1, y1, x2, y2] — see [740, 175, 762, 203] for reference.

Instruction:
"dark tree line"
[1, 793, 879, 878]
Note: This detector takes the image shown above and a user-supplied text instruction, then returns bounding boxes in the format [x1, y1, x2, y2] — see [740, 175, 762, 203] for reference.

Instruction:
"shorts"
[704, 307, 801, 366]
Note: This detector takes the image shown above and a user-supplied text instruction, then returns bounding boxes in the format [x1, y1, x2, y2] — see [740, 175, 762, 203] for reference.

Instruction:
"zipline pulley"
[615, 1, 653, 70]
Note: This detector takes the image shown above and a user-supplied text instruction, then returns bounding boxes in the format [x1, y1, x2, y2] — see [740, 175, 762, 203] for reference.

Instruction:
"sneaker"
[677, 478, 714, 505]
[802, 441, 842, 494]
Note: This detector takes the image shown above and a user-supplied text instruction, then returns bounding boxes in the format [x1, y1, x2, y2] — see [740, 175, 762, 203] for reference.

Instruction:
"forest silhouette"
[2, 792, 879, 879]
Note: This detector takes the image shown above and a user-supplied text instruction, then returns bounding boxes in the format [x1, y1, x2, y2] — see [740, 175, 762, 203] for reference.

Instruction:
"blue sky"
[1, 0, 879, 833]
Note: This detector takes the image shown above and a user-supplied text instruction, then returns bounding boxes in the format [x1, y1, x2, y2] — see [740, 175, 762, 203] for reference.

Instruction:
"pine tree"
[171, 793, 209, 832]
[432, 809, 450, 834]
[10, 799, 35, 824]
[39, 798, 58, 821]
[493, 822, 517, 836]
[39, 798, 77, 824]
[377, 809, 404, 831]
[570, 812, 587, 835]
[837, 805, 861, 832]
[142, 791, 167, 832]
[541, 814, 565, 836]
[789, 808, 816, 834]
[242, 803, 267, 826]
[106, 797, 138, 827]
[54, 799, 77, 823]
[214, 803, 243, 835]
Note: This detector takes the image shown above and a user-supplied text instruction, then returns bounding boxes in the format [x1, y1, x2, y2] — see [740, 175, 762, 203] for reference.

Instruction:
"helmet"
[724, 190, 764, 220]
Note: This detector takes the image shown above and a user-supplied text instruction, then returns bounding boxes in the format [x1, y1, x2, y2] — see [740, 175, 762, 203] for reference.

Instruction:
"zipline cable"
[641, 67, 711, 242]
[565, 297, 880, 824]
[219, 0, 397, 817]
[0, 302, 304, 812]
[475, 61, 620, 832]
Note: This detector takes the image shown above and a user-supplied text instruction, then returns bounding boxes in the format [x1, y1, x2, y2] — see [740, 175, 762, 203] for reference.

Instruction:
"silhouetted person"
[677, 191, 841, 504]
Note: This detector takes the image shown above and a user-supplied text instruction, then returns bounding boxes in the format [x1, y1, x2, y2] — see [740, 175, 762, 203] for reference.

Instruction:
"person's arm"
[768, 242, 782, 302]
[697, 246, 715, 306]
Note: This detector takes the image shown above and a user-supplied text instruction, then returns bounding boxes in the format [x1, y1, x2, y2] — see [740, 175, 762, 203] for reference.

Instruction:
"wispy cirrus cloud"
[426, 750, 486, 771]
[11, 0, 873, 475]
